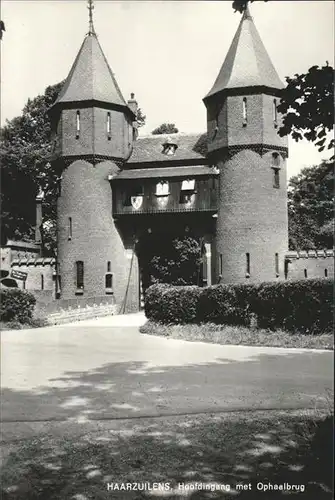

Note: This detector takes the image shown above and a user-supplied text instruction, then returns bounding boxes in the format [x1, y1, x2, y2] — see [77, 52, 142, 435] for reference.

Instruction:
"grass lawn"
[1, 409, 333, 499]
[140, 321, 334, 350]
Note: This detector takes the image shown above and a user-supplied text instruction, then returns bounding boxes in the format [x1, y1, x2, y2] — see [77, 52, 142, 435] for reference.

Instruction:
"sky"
[1, 0, 334, 179]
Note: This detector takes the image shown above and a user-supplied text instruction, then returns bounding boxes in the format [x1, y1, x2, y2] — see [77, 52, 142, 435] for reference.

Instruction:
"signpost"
[10, 270, 28, 282]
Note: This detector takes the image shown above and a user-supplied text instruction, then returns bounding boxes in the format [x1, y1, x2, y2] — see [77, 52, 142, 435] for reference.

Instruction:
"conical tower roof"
[53, 32, 128, 108]
[205, 6, 284, 100]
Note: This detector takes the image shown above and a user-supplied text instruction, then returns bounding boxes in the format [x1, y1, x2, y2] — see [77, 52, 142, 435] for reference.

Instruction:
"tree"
[288, 160, 334, 250]
[138, 234, 202, 289]
[1, 81, 64, 251]
[151, 123, 179, 135]
[136, 108, 146, 128]
[277, 63, 334, 157]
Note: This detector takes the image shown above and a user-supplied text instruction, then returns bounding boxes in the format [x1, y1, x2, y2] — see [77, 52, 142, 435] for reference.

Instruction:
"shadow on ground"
[1, 355, 333, 499]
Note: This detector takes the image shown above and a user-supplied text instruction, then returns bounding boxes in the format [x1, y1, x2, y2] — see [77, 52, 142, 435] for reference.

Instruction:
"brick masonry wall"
[61, 107, 130, 160]
[215, 149, 288, 283]
[10, 263, 55, 292]
[58, 159, 139, 312]
[286, 252, 334, 280]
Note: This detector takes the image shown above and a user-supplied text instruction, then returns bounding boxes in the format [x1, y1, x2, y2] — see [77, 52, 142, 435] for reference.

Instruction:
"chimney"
[35, 188, 44, 248]
[128, 92, 139, 141]
[127, 92, 138, 115]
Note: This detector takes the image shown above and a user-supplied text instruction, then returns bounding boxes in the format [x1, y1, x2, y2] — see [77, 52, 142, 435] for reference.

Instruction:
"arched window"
[273, 99, 278, 127]
[76, 261, 84, 290]
[242, 97, 247, 126]
[76, 111, 80, 138]
[107, 112, 111, 139]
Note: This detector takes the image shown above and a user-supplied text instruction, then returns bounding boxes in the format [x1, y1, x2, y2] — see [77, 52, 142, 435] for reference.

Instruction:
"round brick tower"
[203, 6, 288, 284]
[49, 14, 139, 310]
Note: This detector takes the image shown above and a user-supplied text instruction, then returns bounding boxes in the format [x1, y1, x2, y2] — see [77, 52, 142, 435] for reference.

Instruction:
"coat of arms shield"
[131, 196, 143, 210]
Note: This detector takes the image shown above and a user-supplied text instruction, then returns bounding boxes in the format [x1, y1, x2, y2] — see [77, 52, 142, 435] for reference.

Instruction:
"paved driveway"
[1, 315, 333, 424]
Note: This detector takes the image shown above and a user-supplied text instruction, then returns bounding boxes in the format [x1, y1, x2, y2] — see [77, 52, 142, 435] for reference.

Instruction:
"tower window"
[68, 217, 72, 240]
[76, 111, 80, 138]
[219, 254, 223, 276]
[242, 97, 247, 126]
[107, 112, 111, 139]
[272, 152, 281, 167]
[76, 261, 84, 290]
[275, 253, 279, 277]
[246, 253, 250, 277]
[41, 274, 44, 290]
[273, 168, 280, 189]
[304, 269, 308, 278]
[273, 99, 278, 128]
[324, 269, 328, 277]
[107, 261, 111, 273]
[105, 273, 113, 293]
[156, 181, 169, 196]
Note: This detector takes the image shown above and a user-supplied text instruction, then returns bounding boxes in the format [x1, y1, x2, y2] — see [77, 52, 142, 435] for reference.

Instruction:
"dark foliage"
[278, 63, 334, 158]
[144, 284, 201, 324]
[232, 0, 268, 13]
[151, 123, 179, 135]
[0, 81, 64, 251]
[288, 160, 334, 250]
[0, 288, 36, 323]
[138, 234, 202, 289]
[145, 279, 334, 334]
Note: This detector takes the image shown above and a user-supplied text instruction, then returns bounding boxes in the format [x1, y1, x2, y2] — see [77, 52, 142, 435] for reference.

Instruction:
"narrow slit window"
[304, 269, 308, 278]
[273, 168, 280, 189]
[68, 217, 72, 240]
[105, 273, 113, 292]
[242, 97, 247, 125]
[275, 253, 279, 277]
[107, 261, 111, 273]
[76, 111, 80, 138]
[107, 112, 111, 139]
[219, 254, 223, 276]
[246, 253, 250, 277]
[41, 274, 44, 290]
[273, 99, 278, 127]
[76, 261, 84, 290]
[324, 269, 328, 277]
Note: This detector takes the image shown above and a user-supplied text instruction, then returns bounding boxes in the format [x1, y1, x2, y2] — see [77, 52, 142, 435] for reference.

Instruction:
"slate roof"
[205, 5, 284, 99]
[127, 133, 208, 164]
[53, 33, 129, 109]
[114, 165, 217, 180]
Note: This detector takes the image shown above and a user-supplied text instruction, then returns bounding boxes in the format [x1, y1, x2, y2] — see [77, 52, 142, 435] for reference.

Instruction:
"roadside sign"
[10, 270, 28, 281]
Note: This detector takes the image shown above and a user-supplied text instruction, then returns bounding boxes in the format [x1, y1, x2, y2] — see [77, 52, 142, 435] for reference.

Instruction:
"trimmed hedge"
[144, 278, 334, 334]
[144, 283, 202, 324]
[0, 288, 36, 324]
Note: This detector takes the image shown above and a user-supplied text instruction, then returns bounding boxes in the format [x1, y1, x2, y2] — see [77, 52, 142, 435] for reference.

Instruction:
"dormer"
[162, 137, 178, 156]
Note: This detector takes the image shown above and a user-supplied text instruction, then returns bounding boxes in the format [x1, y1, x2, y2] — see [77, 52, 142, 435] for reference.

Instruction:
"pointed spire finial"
[87, 0, 95, 35]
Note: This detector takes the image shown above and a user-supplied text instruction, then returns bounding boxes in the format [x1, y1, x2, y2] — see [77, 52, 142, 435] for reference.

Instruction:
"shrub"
[145, 284, 201, 324]
[254, 278, 334, 333]
[0, 288, 36, 323]
[144, 279, 333, 334]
